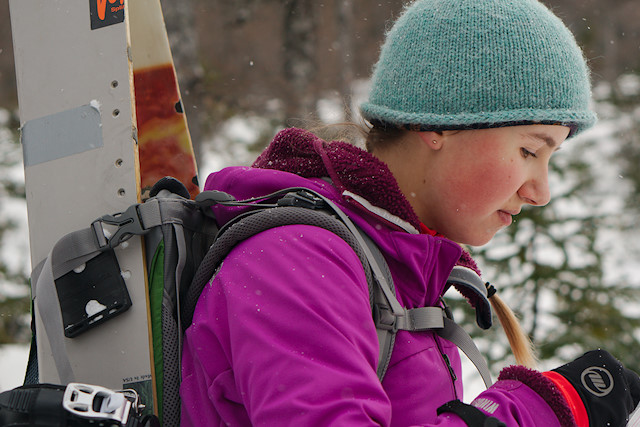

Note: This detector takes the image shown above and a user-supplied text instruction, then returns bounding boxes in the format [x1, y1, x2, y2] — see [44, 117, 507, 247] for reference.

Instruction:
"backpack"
[20, 177, 493, 427]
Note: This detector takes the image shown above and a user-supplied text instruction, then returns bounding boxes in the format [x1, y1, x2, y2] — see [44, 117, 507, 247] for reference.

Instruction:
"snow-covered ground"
[0, 344, 28, 392]
[0, 108, 30, 393]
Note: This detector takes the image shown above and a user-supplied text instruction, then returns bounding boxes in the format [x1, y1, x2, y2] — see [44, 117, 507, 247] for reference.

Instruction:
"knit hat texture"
[360, 0, 596, 136]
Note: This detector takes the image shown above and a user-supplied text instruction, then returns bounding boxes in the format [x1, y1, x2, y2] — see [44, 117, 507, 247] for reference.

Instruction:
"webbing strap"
[36, 200, 195, 286]
[396, 307, 444, 330]
[49, 228, 102, 280]
[438, 318, 493, 388]
[32, 201, 163, 284]
[31, 254, 75, 383]
[391, 306, 492, 388]
[354, 228, 396, 380]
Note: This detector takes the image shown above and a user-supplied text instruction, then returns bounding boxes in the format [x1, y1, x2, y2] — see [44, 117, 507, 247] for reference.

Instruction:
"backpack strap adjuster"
[374, 305, 447, 332]
[396, 306, 445, 331]
[373, 304, 400, 332]
[277, 190, 328, 210]
[92, 203, 148, 249]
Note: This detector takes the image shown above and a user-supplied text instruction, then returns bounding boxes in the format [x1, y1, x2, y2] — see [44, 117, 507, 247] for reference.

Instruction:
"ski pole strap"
[437, 400, 506, 427]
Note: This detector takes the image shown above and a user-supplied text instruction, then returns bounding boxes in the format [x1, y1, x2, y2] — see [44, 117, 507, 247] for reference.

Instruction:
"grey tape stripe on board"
[22, 104, 103, 167]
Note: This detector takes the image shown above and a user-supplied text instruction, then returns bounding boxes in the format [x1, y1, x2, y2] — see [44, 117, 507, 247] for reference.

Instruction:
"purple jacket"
[180, 129, 574, 426]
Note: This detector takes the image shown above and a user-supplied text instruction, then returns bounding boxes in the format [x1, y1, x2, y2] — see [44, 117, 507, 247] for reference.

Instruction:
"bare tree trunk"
[337, 0, 354, 121]
[160, 0, 205, 166]
[601, 21, 616, 77]
[282, 0, 317, 124]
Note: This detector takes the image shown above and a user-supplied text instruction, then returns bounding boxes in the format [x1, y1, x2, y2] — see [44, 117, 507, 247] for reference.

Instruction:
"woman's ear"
[416, 131, 443, 150]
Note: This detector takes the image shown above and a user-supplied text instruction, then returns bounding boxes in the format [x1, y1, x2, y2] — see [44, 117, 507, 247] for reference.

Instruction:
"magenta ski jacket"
[180, 128, 574, 426]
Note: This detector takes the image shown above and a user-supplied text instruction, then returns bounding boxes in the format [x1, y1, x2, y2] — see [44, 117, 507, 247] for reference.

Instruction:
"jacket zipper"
[435, 334, 458, 400]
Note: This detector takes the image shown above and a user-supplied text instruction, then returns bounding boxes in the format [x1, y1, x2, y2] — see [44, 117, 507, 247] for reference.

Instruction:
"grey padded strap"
[304, 190, 493, 387]
[354, 227, 397, 380]
[173, 223, 187, 356]
[446, 265, 493, 330]
[448, 266, 488, 299]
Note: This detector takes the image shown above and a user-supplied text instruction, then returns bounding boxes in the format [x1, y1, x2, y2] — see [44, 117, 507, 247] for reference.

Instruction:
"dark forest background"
[1, 0, 639, 156]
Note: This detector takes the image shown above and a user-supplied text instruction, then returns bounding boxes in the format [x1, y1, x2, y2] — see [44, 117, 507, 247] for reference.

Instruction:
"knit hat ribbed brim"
[360, 0, 596, 136]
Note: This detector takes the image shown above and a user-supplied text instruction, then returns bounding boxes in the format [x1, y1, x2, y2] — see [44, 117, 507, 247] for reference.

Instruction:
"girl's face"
[413, 125, 570, 246]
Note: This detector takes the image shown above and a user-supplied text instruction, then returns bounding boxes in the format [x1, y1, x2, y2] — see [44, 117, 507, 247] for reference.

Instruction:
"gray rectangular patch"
[22, 104, 103, 166]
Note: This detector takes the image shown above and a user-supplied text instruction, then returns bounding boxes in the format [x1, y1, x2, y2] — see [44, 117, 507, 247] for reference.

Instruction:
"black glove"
[545, 349, 640, 427]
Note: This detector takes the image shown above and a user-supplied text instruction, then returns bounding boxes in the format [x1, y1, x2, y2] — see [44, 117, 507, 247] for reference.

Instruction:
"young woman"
[181, 0, 640, 425]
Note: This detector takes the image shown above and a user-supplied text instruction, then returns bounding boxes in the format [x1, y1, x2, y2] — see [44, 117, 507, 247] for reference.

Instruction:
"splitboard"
[9, 0, 198, 415]
[129, 0, 199, 200]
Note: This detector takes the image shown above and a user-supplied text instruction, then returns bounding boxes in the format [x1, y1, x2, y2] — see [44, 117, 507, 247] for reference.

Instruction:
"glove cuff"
[543, 371, 589, 427]
[498, 365, 575, 427]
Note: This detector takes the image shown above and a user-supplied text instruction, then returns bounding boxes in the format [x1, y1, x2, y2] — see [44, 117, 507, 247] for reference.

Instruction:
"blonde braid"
[489, 292, 537, 368]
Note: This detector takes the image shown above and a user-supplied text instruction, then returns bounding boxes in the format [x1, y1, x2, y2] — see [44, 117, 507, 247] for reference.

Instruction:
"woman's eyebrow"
[530, 133, 562, 151]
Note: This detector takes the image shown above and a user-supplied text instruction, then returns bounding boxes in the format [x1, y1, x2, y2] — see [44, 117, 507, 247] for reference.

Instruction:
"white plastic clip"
[62, 383, 133, 425]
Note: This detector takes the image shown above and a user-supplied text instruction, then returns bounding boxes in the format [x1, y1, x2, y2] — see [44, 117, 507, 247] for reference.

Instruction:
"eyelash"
[521, 148, 537, 159]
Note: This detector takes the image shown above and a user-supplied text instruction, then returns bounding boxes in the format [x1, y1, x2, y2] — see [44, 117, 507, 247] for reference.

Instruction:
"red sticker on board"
[90, 0, 125, 30]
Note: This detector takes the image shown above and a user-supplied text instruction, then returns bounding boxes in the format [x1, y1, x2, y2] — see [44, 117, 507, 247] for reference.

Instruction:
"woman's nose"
[518, 168, 551, 207]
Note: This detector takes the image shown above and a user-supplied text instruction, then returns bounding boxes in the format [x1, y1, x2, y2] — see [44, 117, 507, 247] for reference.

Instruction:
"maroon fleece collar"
[252, 128, 481, 275]
[253, 128, 421, 229]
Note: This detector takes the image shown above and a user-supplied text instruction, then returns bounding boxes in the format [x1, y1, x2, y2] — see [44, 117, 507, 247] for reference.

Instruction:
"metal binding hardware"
[62, 383, 139, 424]
[92, 203, 147, 249]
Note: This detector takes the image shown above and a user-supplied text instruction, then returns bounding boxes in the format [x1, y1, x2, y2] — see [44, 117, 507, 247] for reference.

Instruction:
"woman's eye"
[521, 148, 537, 159]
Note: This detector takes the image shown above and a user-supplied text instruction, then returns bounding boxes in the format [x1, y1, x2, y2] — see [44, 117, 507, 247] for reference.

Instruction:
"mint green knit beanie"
[360, 0, 596, 136]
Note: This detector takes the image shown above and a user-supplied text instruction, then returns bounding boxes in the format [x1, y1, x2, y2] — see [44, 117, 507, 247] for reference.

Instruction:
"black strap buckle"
[373, 303, 399, 332]
[92, 203, 146, 250]
[277, 190, 328, 210]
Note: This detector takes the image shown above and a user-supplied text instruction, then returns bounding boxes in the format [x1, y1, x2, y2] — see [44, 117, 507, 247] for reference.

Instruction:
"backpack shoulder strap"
[186, 188, 493, 387]
[182, 202, 378, 332]
[183, 189, 397, 377]
[353, 228, 396, 380]
[347, 219, 492, 387]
